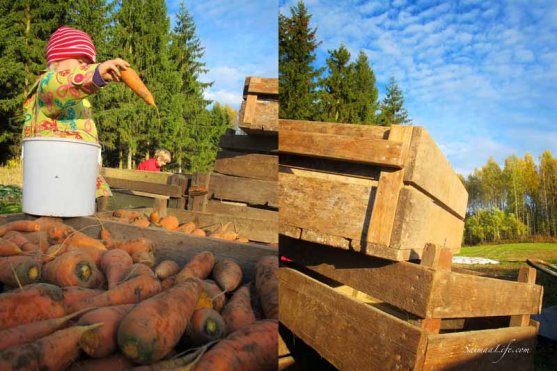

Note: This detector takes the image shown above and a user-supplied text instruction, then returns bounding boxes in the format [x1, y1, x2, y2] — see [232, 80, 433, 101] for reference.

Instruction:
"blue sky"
[279, 0, 557, 176]
[165, 0, 278, 110]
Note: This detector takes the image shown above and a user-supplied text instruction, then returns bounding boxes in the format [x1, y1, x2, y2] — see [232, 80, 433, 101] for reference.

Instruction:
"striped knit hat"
[46, 26, 96, 64]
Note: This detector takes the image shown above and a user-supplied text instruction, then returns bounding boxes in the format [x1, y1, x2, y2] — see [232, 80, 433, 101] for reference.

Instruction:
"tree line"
[0, 0, 234, 173]
[462, 151, 557, 244]
[279, 0, 411, 125]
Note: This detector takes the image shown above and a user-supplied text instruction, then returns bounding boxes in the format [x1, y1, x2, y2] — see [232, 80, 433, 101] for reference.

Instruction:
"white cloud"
[204, 90, 243, 108]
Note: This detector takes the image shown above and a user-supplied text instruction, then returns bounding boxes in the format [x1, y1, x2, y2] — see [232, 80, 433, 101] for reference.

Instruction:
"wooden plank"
[390, 186, 465, 259]
[168, 174, 189, 209]
[279, 119, 389, 139]
[367, 126, 413, 246]
[219, 134, 278, 154]
[242, 94, 257, 125]
[206, 200, 277, 220]
[239, 99, 278, 132]
[279, 171, 375, 242]
[104, 177, 182, 197]
[188, 173, 211, 212]
[510, 267, 537, 327]
[422, 326, 537, 370]
[214, 151, 278, 181]
[101, 167, 174, 184]
[245, 77, 278, 96]
[280, 237, 436, 318]
[279, 267, 426, 370]
[428, 270, 543, 318]
[404, 127, 468, 219]
[279, 129, 403, 168]
[209, 173, 277, 208]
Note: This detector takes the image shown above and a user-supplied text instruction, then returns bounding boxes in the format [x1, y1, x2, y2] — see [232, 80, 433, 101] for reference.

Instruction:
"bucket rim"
[22, 137, 101, 148]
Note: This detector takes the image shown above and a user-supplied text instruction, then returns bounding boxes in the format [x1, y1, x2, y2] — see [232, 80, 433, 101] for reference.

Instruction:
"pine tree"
[319, 44, 354, 123]
[350, 51, 379, 124]
[378, 77, 411, 126]
[279, 0, 323, 120]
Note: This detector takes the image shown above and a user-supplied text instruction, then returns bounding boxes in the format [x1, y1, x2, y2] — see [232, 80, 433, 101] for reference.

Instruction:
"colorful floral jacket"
[23, 63, 111, 197]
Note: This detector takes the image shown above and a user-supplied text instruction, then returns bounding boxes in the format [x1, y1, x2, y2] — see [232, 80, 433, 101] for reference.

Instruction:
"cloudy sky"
[279, 0, 557, 176]
[165, 0, 278, 110]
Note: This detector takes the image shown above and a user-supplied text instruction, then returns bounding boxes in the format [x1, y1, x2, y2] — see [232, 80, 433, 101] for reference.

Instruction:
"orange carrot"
[154, 260, 179, 280]
[42, 250, 101, 288]
[159, 215, 179, 231]
[221, 285, 256, 334]
[131, 218, 150, 228]
[62, 287, 105, 310]
[23, 231, 50, 252]
[0, 323, 102, 370]
[195, 290, 215, 310]
[109, 237, 154, 255]
[255, 255, 278, 320]
[192, 228, 206, 237]
[33, 216, 64, 231]
[212, 259, 243, 292]
[131, 250, 155, 267]
[0, 238, 23, 257]
[113, 209, 143, 221]
[101, 249, 133, 289]
[0, 283, 65, 330]
[117, 278, 202, 364]
[48, 226, 106, 250]
[100, 226, 113, 242]
[78, 304, 135, 358]
[69, 274, 162, 313]
[193, 320, 278, 371]
[122, 263, 155, 281]
[184, 308, 225, 346]
[175, 251, 215, 283]
[149, 211, 160, 224]
[161, 275, 176, 290]
[176, 221, 197, 234]
[0, 255, 41, 287]
[203, 279, 226, 313]
[67, 353, 134, 371]
[0, 220, 40, 237]
[120, 67, 156, 107]
[3, 230, 39, 252]
[0, 309, 87, 350]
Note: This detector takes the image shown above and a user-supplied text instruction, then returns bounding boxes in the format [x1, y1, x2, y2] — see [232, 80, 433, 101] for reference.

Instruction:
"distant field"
[458, 243, 557, 262]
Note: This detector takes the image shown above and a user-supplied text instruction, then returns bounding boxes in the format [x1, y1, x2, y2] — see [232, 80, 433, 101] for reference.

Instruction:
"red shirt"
[137, 158, 160, 172]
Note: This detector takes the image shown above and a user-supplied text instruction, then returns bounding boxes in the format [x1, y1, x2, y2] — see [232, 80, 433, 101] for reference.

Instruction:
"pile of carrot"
[0, 216, 278, 369]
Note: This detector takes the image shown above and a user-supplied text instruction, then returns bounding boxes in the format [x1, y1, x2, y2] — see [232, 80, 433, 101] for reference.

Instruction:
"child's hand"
[98, 58, 130, 82]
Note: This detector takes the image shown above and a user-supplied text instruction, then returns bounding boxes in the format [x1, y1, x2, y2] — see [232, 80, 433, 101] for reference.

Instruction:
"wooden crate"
[238, 76, 278, 134]
[279, 119, 468, 261]
[280, 237, 543, 370]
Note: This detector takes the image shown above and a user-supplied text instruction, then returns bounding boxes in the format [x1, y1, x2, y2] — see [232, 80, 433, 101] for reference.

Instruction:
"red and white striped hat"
[46, 26, 96, 64]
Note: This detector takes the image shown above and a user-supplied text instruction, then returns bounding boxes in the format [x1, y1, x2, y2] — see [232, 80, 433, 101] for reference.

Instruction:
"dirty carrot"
[0, 255, 41, 287]
[42, 250, 101, 288]
[159, 215, 179, 231]
[101, 249, 133, 289]
[191, 228, 207, 237]
[117, 278, 202, 364]
[184, 308, 226, 346]
[48, 227, 106, 250]
[131, 250, 155, 267]
[68, 274, 162, 313]
[3, 231, 39, 252]
[221, 285, 256, 335]
[176, 221, 197, 234]
[212, 259, 243, 293]
[193, 320, 278, 371]
[78, 304, 135, 358]
[62, 287, 105, 310]
[203, 279, 226, 313]
[109, 237, 154, 255]
[122, 263, 156, 281]
[175, 251, 215, 283]
[33, 216, 64, 231]
[149, 211, 161, 224]
[131, 218, 150, 228]
[113, 209, 143, 221]
[0, 283, 65, 330]
[0, 220, 40, 237]
[0, 238, 23, 257]
[154, 259, 179, 280]
[254, 255, 278, 320]
[22, 231, 50, 252]
[120, 68, 156, 107]
[67, 353, 134, 371]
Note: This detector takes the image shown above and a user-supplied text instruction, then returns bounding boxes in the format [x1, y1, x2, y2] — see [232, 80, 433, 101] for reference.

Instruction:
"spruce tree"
[279, 0, 322, 120]
[319, 44, 354, 123]
[350, 51, 379, 124]
[378, 77, 411, 126]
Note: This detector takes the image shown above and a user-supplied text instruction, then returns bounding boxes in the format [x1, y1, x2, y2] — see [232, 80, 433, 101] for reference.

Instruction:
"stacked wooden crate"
[186, 77, 278, 245]
[278, 119, 543, 369]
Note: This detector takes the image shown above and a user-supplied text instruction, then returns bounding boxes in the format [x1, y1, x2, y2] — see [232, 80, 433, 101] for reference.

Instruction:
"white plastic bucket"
[22, 137, 101, 217]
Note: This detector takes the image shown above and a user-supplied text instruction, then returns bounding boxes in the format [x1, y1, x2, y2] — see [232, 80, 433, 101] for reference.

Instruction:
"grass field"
[0, 162, 23, 214]
[455, 243, 557, 371]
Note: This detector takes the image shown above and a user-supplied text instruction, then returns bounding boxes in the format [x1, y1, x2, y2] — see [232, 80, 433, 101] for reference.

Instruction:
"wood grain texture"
[422, 326, 537, 370]
[101, 167, 177, 184]
[279, 119, 389, 139]
[239, 98, 278, 132]
[404, 127, 468, 219]
[244, 76, 278, 96]
[509, 267, 537, 327]
[219, 134, 278, 154]
[206, 200, 277, 220]
[241, 94, 258, 125]
[188, 173, 211, 211]
[209, 173, 278, 208]
[214, 151, 278, 181]
[279, 267, 427, 370]
[279, 129, 403, 167]
[104, 177, 183, 197]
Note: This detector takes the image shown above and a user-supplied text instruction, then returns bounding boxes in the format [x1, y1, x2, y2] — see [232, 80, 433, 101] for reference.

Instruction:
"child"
[137, 149, 171, 172]
[22, 26, 130, 197]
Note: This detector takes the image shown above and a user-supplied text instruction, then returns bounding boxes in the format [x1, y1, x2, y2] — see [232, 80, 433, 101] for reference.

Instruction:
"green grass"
[0, 185, 22, 214]
[458, 243, 557, 262]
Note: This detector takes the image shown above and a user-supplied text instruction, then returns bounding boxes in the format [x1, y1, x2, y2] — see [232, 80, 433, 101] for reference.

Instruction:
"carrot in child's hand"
[154, 259, 180, 280]
[120, 68, 156, 107]
[101, 249, 133, 289]
[0, 255, 42, 287]
[212, 259, 243, 293]
[221, 285, 256, 335]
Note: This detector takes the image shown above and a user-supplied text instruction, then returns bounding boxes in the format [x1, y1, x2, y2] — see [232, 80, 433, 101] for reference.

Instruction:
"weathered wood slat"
[101, 167, 175, 184]
[422, 326, 537, 370]
[280, 129, 403, 168]
[206, 200, 277, 220]
[188, 173, 211, 212]
[219, 134, 278, 154]
[241, 94, 257, 125]
[510, 267, 537, 327]
[404, 127, 468, 219]
[209, 173, 277, 208]
[279, 119, 389, 139]
[279, 267, 427, 370]
[245, 77, 278, 95]
[214, 151, 278, 181]
[104, 177, 183, 197]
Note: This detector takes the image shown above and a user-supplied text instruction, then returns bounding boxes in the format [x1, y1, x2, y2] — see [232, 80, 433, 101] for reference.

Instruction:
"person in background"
[137, 149, 171, 172]
[23, 25, 130, 198]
